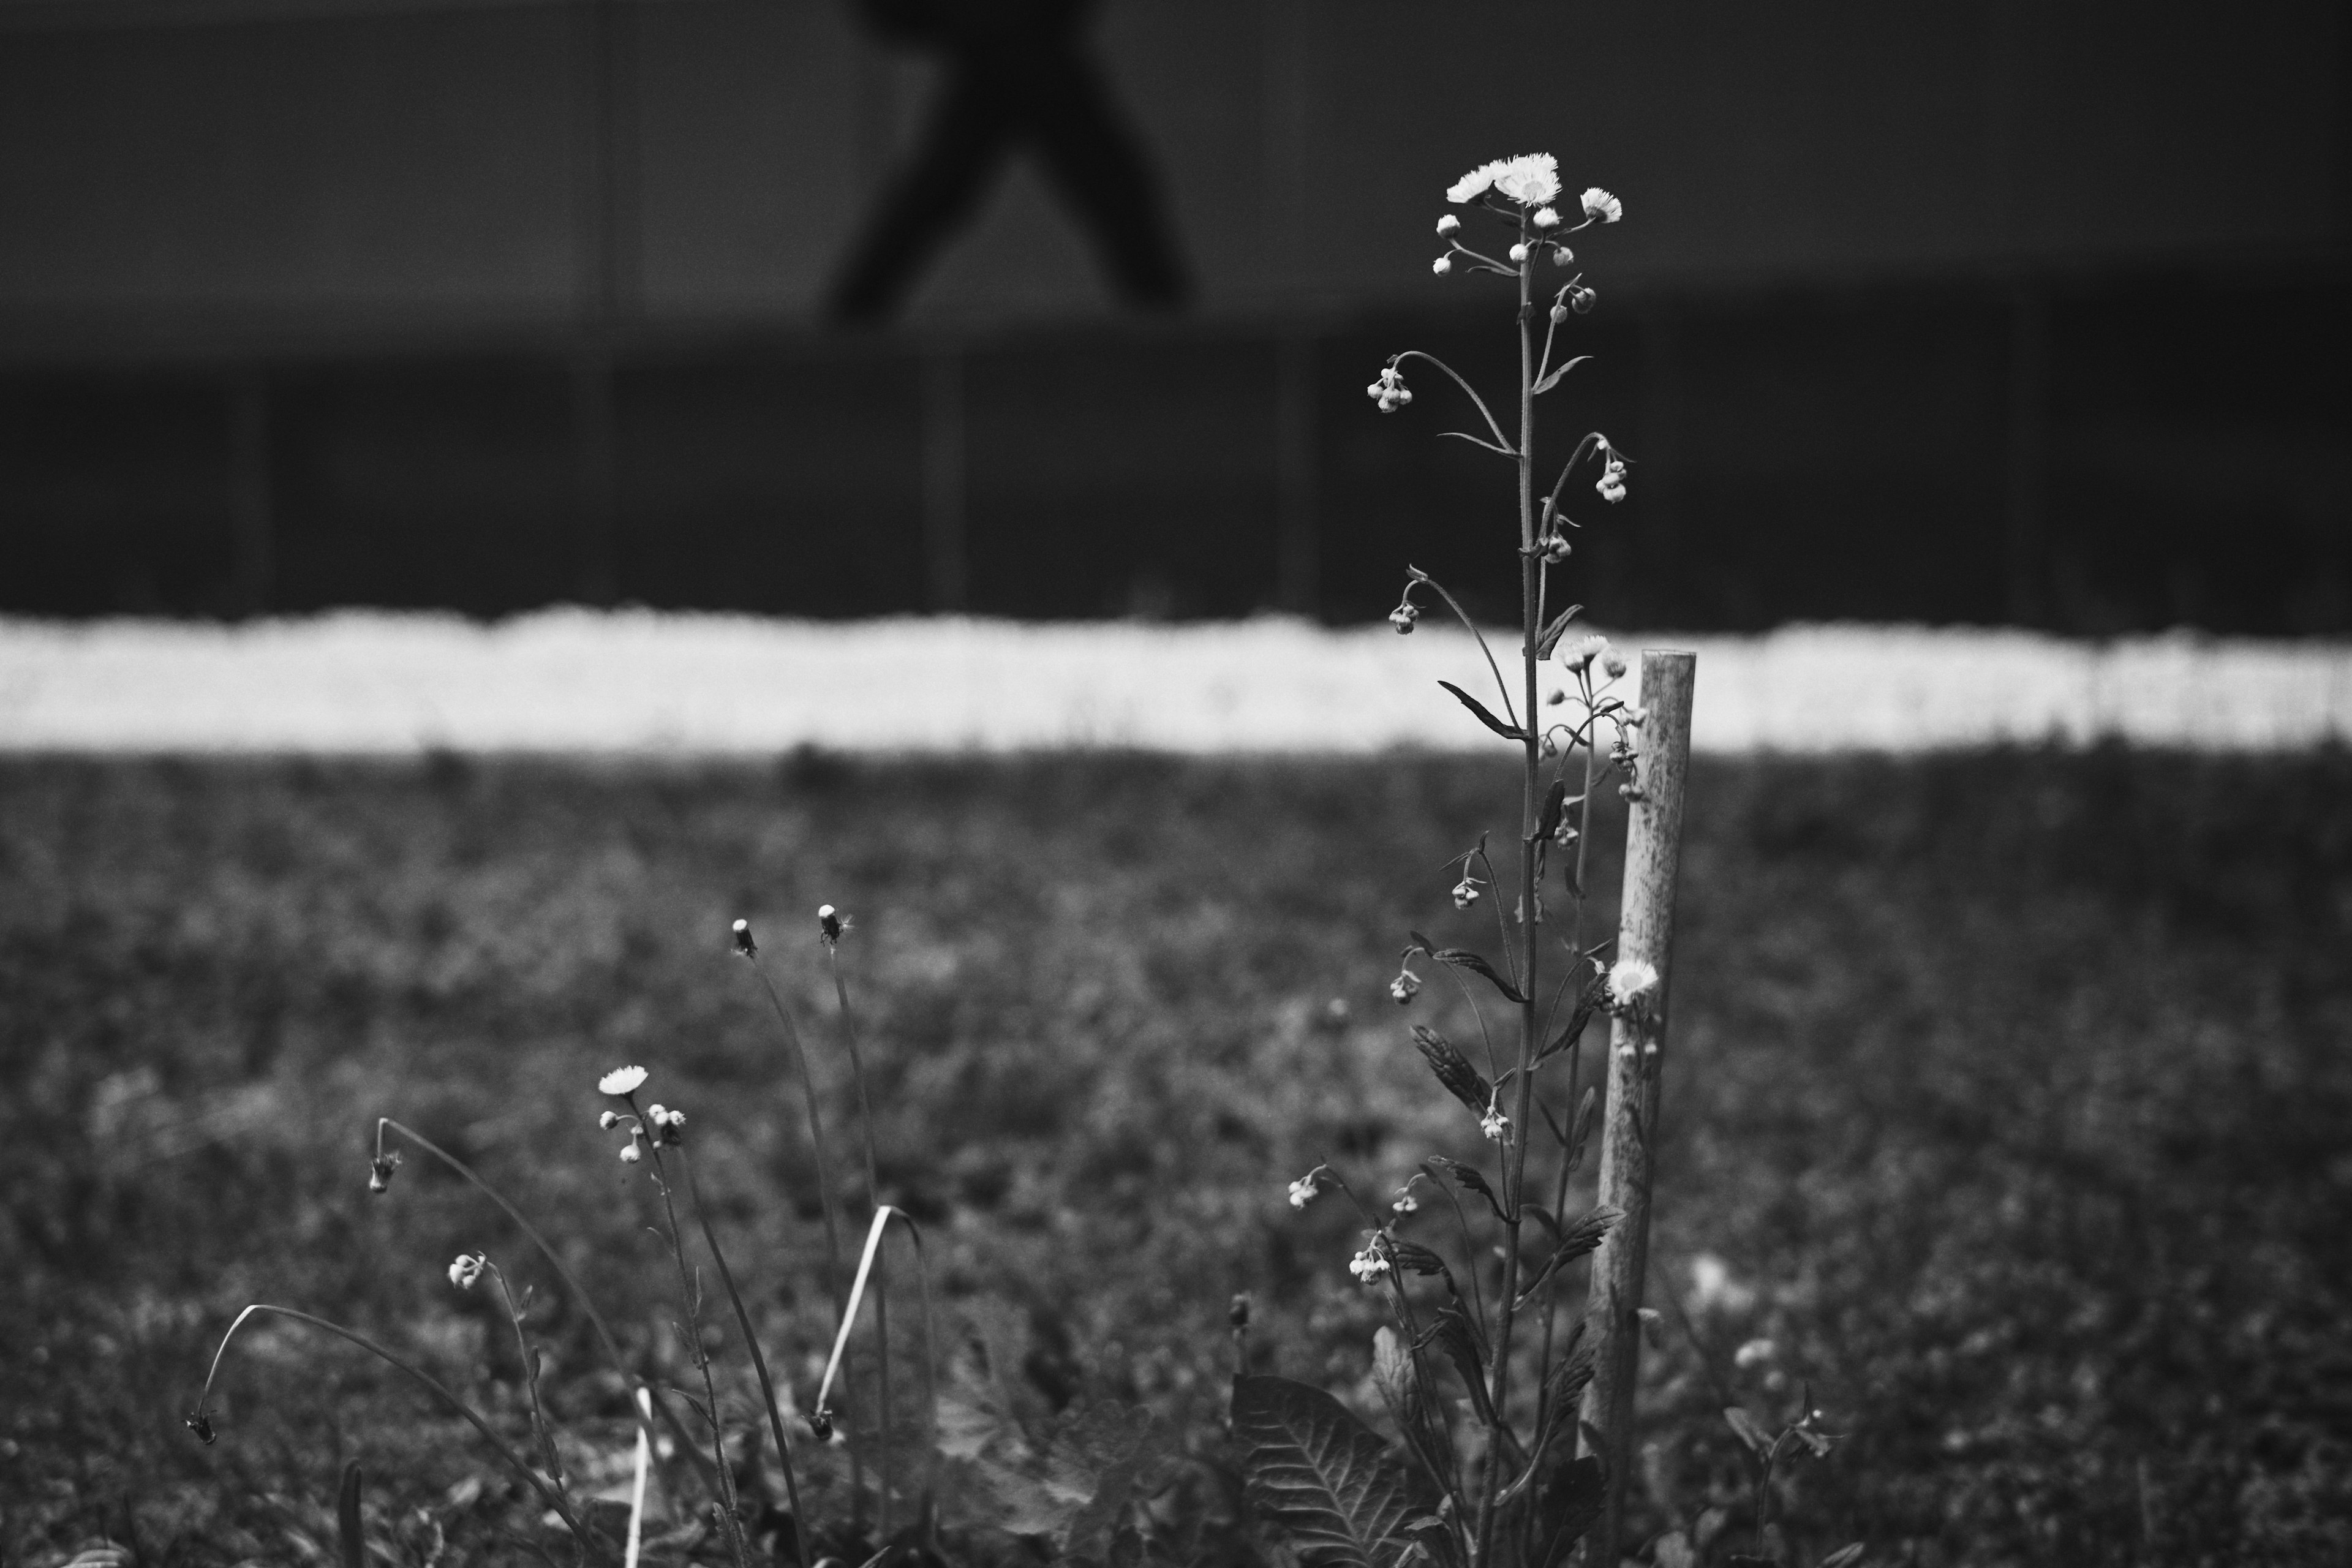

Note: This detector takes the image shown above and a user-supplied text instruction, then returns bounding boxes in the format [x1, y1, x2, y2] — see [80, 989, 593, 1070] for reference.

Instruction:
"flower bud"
[1509, 243, 1529, 263]
[1532, 206, 1559, 229]
[731, 918, 756, 956]
[1389, 603, 1419, 634]
[818, 905, 842, 943]
[599, 1110, 620, 1129]
[1551, 246, 1575, 266]
[1604, 651, 1628, 678]
[1434, 214, 1461, 236]
[619, 1143, 641, 1163]
[1431, 254, 1453, 276]
[1571, 287, 1596, 314]
[1550, 303, 1567, 325]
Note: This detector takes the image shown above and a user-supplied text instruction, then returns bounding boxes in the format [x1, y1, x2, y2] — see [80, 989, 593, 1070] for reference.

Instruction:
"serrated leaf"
[1724, 1405, 1772, 1456]
[1430, 948, 1529, 1005]
[1533, 605, 1584, 661]
[1436, 681, 1525, 742]
[1534, 977, 1608, 1064]
[1425, 1156, 1506, 1222]
[1411, 1027, 1493, 1118]
[1512, 1206, 1623, 1308]
[1232, 1375, 1418, 1567]
[336, 1460, 364, 1568]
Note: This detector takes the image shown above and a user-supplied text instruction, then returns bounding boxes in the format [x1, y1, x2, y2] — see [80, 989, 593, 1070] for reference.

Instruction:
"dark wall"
[0, 1, 2345, 627]
[6, 265, 2343, 631]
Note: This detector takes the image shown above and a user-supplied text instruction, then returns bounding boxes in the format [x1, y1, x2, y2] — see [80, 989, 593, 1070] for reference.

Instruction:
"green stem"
[191, 1305, 595, 1556]
[487, 1262, 565, 1491]
[636, 1110, 750, 1568]
[372, 1118, 708, 1501]
[1476, 211, 1542, 1568]
[826, 943, 895, 1541]
[677, 1148, 810, 1563]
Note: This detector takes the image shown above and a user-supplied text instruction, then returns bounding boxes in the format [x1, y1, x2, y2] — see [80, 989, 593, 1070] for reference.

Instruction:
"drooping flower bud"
[1509, 243, 1529, 263]
[731, 918, 756, 956]
[1431, 254, 1453, 276]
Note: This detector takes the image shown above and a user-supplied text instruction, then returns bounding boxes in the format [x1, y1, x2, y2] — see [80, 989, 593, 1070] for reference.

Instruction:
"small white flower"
[1366, 366, 1412, 413]
[1435, 214, 1461, 236]
[1551, 246, 1575, 267]
[1493, 153, 1561, 206]
[619, 1142, 641, 1163]
[1392, 1189, 1419, 1215]
[1288, 1174, 1321, 1210]
[1560, 634, 1610, 674]
[646, 1104, 666, 1125]
[1581, 186, 1623, 224]
[1349, 1245, 1393, 1283]
[1389, 603, 1419, 633]
[1450, 877, 1481, 910]
[1480, 1104, 1510, 1142]
[1509, 243, 1529, 263]
[1608, 957, 1660, 1011]
[598, 1065, 647, 1097]
[448, 1252, 486, 1291]
[1431, 255, 1453, 276]
[1446, 160, 1504, 203]
[1603, 651, 1628, 679]
[1390, 967, 1421, 1003]
[1532, 206, 1559, 229]
[1734, 1337, 1777, 1370]
[598, 1110, 620, 1130]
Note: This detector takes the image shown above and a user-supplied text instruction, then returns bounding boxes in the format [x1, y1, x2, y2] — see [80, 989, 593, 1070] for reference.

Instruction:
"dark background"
[1, 0, 2345, 630]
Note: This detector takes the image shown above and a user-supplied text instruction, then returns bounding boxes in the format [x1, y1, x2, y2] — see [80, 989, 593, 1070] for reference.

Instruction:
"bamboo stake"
[1581, 647, 1697, 1564]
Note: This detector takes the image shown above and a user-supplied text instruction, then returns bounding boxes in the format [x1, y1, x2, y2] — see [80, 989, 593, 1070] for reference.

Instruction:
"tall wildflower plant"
[1237, 154, 1654, 1568]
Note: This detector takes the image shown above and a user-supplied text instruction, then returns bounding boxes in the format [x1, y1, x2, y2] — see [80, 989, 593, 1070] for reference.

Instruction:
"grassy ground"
[2, 749, 2348, 1567]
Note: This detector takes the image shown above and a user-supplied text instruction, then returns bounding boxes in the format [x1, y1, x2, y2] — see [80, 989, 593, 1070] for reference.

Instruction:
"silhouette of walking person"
[828, 0, 1193, 324]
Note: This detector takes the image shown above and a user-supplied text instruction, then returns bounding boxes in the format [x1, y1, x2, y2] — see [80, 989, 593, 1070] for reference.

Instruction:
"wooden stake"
[1581, 648, 1697, 1563]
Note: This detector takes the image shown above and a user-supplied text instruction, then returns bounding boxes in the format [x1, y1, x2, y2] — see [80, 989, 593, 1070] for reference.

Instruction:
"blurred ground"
[2, 750, 2348, 1566]
[3, 612, 2350, 752]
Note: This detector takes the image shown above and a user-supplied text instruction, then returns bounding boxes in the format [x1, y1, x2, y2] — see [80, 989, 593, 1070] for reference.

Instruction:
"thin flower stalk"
[675, 1145, 809, 1546]
[483, 1261, 564, 1490]
[369, 1117, 709, 1502]
[188, 1305, 595, 1555]
[821, 916, 898, 1539]
[617, 1090, 751, 1568]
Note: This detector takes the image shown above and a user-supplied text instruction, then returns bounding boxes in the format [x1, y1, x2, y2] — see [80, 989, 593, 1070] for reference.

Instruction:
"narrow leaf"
[1232, 1375, 1418, 1567]
[1512, 1205, 1623, 1308]
[336, 1460, 364, 1568]
[1532, 780, 1568, 846]
[1411, 1027, 1493, 1118]
[1436, 681, 1525, 742]
[1424, 1156, 1507, 1223]
[1415, 1306, 1494, 1429]
[1388, 1240, 1458, 1295]
[1534, 977, 1608, 1064]
[1724, 1405, 1772, 1456]
[1438, 430, 1517, 457]
[1430, 948, 1529, 1005]
[1819, 1544, 1869, 1568]
[1532, 355, 1593, 396]
[1533, 605, 1584, 661]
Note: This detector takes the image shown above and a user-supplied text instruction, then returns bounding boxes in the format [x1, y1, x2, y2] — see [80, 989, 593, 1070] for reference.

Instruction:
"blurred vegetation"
[1, 748, 2347, 1566]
